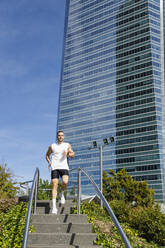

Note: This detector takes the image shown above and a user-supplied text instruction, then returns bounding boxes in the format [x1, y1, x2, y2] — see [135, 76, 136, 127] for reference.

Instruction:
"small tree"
[103, 168, 154, 207]
[0, 164, 17, 199]
[38, 179, 52, 200]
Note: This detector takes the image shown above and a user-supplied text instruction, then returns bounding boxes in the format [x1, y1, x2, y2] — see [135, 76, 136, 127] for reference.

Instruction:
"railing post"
[34, 178, 38, 215]
[25, 183, 29, 196]
[77, 168, 81, 215]
[22, 168, 39, 248]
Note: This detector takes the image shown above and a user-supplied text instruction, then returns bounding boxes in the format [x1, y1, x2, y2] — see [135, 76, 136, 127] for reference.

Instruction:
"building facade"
[57, 0, 165, 201]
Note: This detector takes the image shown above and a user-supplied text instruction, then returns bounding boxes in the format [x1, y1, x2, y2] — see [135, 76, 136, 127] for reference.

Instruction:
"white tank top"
[51, 142, 69, 170]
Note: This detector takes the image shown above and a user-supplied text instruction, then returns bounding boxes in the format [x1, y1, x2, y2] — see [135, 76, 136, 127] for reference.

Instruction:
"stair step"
[36, 206, 72, 214]
[32, 223, 92, 233]
[36, 200, 75, 207]
[35, 200, 76, 214]
[31, 214, 88, 224]
[28, 200, 101, 247]
[28, 233, 97, 246]
[27, 245, 101, 248]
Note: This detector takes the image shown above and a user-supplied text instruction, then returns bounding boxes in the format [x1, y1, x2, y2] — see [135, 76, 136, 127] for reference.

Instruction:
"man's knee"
[62, 176, 69, 185]
[52, 179, 58, 188]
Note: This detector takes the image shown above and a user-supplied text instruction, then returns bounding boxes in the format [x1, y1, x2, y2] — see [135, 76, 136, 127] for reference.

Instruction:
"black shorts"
[51, 169, 69, 179]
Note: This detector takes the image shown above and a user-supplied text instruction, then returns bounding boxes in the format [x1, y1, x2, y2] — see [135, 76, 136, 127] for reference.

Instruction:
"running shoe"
[60, 193, 66, 204]
[52, 207, 58, 214]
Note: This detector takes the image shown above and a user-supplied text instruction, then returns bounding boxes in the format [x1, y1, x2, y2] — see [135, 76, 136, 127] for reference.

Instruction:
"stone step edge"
[37, 198, 76, 202]
[27, 246, 101, 248]
[29, 232, 97, 236]
[36, 200, 75, 204]
[28, 245, 100, 246]
[32, 222, 92, 225]
[32, 214, 86, 216]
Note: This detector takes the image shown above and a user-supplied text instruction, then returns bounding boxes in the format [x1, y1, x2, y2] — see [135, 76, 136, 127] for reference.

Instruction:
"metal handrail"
[20, 180, 33, 185]
[76, 167, 132, 248]
[22, 168, 39, 248]
[21, 166, 132, 247]
[20, 180, 33, 195]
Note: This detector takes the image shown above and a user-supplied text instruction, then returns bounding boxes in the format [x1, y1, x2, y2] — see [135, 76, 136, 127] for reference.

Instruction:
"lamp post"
[99, 145, 103, 208]
[88, 137, 114, 208]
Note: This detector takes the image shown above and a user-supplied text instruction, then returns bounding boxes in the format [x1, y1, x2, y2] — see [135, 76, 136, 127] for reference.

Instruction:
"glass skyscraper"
[57, 0, 165, 201]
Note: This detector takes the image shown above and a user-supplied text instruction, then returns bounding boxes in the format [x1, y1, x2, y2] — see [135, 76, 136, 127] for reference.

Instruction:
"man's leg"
[60, 175, 69, 204]
[52, 178, 58, 214]
[61, 175, 69, 191]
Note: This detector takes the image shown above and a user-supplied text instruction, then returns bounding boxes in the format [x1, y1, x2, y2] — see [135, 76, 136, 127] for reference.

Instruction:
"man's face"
[57, 132, 64, 143]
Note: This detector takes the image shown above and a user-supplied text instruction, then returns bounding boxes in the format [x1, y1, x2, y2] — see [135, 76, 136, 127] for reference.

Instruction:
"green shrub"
[0, 164, 18, 199]
[128, 204, 165, 246]
[79, 201, 109, 222]
[0, 198, 18, 213]
[0, 201, 34, 248]
[109, 199, 131, 223]
[76, 201, 162, 248]
[103, 169, 154, 207]
[109, 200, 165, 246]
[102, 168, 165, 245]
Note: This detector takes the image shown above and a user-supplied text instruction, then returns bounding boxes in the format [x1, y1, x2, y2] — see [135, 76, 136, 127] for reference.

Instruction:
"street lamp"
[93, 141, 97, 148]
[88, 137, 114, 208]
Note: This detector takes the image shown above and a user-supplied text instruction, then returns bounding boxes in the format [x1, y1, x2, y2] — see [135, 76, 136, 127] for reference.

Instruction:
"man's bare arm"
[46, 146, 53, 168]
[68, 144, 74, 158]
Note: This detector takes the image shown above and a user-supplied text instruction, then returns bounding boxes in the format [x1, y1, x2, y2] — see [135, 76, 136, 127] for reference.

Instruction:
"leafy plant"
[102, 169, 165, 245]
[73, 200, 165, 247]
[0, 198, 18, 213]
[103, 169, 154, 207]
[128, 204, 165, 246]
[0, 164, 18, 199]
[109, 199, 131, 223]
[0, 202, 34, 248]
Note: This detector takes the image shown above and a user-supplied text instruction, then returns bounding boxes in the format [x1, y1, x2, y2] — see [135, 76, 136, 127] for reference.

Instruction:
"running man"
[46, 130, 74, 214]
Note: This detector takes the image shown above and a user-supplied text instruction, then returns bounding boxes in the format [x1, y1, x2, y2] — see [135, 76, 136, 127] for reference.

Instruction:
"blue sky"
[0, 0, 66, 183]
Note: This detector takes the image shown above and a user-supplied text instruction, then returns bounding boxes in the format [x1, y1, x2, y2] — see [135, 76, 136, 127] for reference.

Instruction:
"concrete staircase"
[27, 199, 101, 248]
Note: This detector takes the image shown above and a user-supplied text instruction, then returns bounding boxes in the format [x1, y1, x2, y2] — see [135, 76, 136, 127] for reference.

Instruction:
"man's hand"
[67, 144, 74, 158]
[63, 146, 74, 158]
[48, 162, 51, 169]
[46, 146, 53, 169]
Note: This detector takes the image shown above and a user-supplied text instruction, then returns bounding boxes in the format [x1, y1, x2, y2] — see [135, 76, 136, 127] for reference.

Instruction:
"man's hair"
[57, 130, 64, 136]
